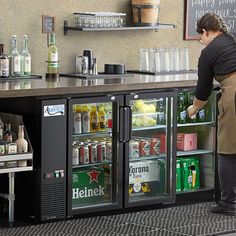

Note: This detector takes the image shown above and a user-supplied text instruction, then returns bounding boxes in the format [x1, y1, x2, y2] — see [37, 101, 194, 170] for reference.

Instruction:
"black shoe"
[210, 204, 236, 216]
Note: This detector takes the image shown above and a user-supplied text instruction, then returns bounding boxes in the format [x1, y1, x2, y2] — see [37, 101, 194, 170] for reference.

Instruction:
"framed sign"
[184, 0, 236, 40]
[42, 15, 55, 33]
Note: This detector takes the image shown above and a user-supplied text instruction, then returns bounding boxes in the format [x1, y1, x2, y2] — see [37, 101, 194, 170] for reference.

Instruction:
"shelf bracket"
[64, 20, 68, 35]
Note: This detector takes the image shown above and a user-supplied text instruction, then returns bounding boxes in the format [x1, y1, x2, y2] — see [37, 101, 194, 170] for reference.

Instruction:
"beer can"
[129, 140, 139, 159]
[73, 112, 82, 134]
[80, 145, 89, 164]
[97, 141, 106, 162]
[139, 139, 150, 156]
[89, 143, 97, 163]
[150, 138, 160, 156]
[82, 112, 90, 133]
[106, 141, 112, 161]
[72, 145, 79, 166]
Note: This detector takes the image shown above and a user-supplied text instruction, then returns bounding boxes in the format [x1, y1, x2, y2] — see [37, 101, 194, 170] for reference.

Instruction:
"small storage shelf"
[72, 129, 112, 139]
[177, 121, 215, 127]
[72, 160, 111, 168]
[0, 75, 42, 82]
[177, 149, 213, 157]
[64, 20, 176, 35]
[176, 186, 214, 194]
[129, 154, 166, 162]
[133, 125, 166, 131]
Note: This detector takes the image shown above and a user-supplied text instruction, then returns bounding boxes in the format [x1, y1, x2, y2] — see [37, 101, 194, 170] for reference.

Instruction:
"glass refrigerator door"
[68, 95, 123, 215]
[125, 92, 176, 207]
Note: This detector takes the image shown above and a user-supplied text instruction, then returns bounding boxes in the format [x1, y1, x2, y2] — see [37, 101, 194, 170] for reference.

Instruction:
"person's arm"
[187, 97, 207, 117]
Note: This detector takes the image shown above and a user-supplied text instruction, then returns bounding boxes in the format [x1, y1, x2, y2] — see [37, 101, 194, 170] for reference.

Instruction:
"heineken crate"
[176, 158, 182, 192]
[0, 112, 33, 174]
[129, 159, 165, 198]
[181, 157, 200, 191]
[72, 167, 105, 208]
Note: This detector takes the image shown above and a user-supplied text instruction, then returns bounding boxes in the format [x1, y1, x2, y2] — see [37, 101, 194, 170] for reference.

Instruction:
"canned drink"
[73, 112, 82, 134]
[76, 56, 89, 75]
[139, 139, 150, 156]
[129, 140, 139, 159]
[80, 145, 89, 164]
[89, 143, 97, 163]
[150, 138, 160, 155]
[72, 146, 79, 166]
[97, 142, 106, 162]
[106, 141, 112, 161]
[82, 112, 90, 133]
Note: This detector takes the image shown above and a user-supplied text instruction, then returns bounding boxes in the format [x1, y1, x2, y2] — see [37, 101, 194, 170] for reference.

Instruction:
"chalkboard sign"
[184, 0, 236, 40]
[42, 15, 55, 34]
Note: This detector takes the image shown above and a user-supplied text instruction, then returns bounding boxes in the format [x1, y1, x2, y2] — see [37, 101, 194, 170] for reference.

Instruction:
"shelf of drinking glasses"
[64, 21, 176, 35]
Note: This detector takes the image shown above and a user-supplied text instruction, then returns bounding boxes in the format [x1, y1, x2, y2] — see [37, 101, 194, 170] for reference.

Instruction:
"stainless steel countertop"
[0, 73, 200, 98]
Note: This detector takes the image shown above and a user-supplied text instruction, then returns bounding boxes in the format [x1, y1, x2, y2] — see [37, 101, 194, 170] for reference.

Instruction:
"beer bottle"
[197, 108, 206, 123]
[157, 98, 165, 125]
[187, 92, 196, 123]
[98, 104, 107, 131]
[177, 93, 187, 124]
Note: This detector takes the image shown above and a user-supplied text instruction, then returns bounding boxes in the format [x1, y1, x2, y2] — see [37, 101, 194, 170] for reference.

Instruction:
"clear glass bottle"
[16, 124, 28, 153]
[0, 124, 5, 155]
[9, 35, 21, 76]
[47, 33, 58, 74]
[21, 35, 31, 76]
[3, 123, 14, 142]
[0, 44, 9, 78]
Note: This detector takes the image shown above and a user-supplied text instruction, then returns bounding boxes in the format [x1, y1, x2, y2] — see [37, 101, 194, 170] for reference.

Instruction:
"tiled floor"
[0, 202, 236, 235]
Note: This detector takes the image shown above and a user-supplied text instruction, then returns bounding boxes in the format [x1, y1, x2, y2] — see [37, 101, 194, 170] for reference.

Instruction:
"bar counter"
[0, 73, 200, 98]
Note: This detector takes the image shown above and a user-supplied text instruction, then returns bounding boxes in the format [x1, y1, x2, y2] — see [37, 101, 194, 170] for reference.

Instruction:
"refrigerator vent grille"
[41, 182, 65, 220]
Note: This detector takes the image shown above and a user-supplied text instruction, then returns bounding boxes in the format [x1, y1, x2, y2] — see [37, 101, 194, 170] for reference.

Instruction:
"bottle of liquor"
[9, 35, 21, 76]
[3, 123, 13, 142]
[98, 104, 107, 131]
[47, 33, 58, 74]
[177, 93, 187, 124]
[16, 124, 28, 153]
[90, 105, 99, 132]
[157, 98, 165, 125]
[0, 44, 9, 78]
[20, 35, 31, 76]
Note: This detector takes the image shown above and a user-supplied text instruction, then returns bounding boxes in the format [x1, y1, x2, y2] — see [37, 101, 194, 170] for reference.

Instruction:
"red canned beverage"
[97, 141, 106, 162]
[106, 141, 112, 161]
[150, 138, 160, 155]
[129, 140, 139, 159]
[139, 139, 150, 156]
[73, 112, 82, 134]
[89, 143, 97, 163]
[80, 145, 89, 164]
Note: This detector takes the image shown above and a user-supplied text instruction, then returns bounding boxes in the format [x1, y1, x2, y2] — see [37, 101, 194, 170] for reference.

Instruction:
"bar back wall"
[0, 0, 203, 75]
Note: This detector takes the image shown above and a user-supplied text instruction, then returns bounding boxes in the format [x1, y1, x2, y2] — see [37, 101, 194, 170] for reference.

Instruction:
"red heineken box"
[72, 167, 104, 207]
[177, 133, 197, 151]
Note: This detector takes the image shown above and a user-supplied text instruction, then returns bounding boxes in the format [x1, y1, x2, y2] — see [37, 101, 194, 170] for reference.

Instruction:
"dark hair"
[196, 12, 228, 34]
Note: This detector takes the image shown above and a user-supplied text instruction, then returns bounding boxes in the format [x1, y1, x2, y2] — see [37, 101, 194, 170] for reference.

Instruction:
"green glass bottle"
[47, 33, 58, 74]
[187, 92, 196, 123]
[157, 98, 166, 125]
[177, 93, 187, 124]
[21, 35, 31, 76]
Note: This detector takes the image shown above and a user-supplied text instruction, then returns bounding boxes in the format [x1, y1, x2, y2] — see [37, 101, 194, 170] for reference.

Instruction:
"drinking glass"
[139, 48, 149, 72]
[180, 48, 189, 71]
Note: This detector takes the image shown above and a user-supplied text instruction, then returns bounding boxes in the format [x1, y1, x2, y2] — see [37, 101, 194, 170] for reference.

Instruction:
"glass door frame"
[67, 94, 124, 216]
[124, 91, 177, 208]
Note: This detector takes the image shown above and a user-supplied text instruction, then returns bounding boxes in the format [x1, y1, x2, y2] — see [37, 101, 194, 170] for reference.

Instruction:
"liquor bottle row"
[177, 92, 208, 124]
[72, 139, 112, 166]
[0, 118, 28, 157]
[0, 35, 31, 78]
[73, 103, 112, 134]
[129, 137, 160, 159]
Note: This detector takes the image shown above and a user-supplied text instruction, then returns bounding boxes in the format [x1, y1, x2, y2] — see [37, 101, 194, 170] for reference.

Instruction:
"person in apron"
[187, 12, 236, 215]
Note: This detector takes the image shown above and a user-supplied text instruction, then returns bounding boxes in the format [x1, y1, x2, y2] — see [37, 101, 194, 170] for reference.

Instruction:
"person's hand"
[187, 105, 198, 119]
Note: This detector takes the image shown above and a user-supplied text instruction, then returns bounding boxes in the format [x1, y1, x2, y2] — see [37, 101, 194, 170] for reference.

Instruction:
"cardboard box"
[177, 133, 197, 151]
[153, 133, 166, 154]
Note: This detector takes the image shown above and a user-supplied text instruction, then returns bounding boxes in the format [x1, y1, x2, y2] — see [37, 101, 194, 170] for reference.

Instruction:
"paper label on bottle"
[0, 59, 9, 77]
[44, 104, 65, 117]
[24, 56, 31, 73]
[50, 52, 58, 68]
[14, 56, 21, 72]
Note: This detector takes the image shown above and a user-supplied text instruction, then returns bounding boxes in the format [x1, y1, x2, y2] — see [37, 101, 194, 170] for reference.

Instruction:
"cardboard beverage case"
[177, 133, 197, 151]
[72, 167, 105, 207]
[176, 159, 182, 192]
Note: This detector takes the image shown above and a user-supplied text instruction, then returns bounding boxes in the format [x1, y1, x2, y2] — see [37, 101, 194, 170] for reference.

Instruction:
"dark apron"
[215, 73, 236, 154]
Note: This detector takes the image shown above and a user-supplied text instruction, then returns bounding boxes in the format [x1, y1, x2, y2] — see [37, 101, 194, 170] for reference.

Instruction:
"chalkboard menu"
[184, 0, 236, 40]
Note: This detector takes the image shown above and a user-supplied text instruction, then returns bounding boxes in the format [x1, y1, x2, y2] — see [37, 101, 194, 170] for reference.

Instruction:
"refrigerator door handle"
[119, 106, 132, 142]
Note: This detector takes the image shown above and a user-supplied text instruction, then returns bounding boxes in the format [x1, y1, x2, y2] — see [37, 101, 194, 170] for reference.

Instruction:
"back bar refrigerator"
[67, 95, 124, 216]
[124, 91, 177, 207]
